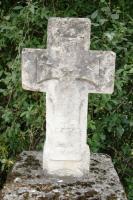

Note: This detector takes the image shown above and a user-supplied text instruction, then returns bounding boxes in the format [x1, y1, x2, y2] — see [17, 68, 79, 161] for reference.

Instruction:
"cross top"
[22, 17, 115, 94]
[22, 17, 116, 177]
[47, 18, 90, 62]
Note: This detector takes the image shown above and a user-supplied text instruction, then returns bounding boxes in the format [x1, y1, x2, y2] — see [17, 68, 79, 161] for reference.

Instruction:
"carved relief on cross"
[22, 18, 116, 177]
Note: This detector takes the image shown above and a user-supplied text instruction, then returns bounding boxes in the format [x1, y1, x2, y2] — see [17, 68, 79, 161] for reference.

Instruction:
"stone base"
[43, 146, 90, 177]
[1, 151, 127, 200]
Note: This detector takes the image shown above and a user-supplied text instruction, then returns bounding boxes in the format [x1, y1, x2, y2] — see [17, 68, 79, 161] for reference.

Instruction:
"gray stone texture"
[1, 151, 127, 200]
[22, 18, 116, 94]
[22, 17, 116, 177]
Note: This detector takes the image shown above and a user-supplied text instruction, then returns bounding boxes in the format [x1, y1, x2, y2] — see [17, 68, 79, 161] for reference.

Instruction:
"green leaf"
[99, 18, 107, 25]
[111, 14, 119, 20]
[128, 68, 133, 74]
[104, 32, 115, 41]
[91, 10, 98, 19]
[29, 5, 35, 14]
[4, 15, 10, 20]
[13, 6, 23, 10]
[116, 127, 124, 138]
[129, 121, 133, 127]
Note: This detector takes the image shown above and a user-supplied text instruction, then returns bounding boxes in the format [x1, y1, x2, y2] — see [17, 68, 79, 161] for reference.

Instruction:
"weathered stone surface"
[22, 17, 116, 177]
[1, 151, 127, 200]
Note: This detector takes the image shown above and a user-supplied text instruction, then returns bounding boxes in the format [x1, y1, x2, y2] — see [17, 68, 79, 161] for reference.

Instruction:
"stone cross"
[22, 17, 116, 177]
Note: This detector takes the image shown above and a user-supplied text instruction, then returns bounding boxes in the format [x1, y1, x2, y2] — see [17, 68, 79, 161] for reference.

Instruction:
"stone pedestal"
[1, 151, 127, 200]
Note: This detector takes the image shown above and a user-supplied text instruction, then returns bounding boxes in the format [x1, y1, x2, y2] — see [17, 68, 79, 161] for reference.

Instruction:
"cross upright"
[22, 17, 116, 177]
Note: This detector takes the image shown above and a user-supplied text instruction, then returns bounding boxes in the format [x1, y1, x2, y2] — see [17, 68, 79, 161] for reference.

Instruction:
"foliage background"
[0, 0, 133, 198]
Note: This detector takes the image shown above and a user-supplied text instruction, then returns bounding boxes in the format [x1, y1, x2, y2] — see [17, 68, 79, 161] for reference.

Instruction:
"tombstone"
[1, 17, 127, 200]
[22, 17, 116, 177]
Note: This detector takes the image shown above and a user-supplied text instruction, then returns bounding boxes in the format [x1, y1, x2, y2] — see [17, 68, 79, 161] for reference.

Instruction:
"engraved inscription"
[50, 128, 81, 161]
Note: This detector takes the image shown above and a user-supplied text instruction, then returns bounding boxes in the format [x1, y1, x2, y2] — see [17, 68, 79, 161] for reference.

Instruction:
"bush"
[0, 0, 132, 198]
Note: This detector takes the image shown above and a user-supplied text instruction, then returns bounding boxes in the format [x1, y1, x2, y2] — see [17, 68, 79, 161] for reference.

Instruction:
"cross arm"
[22, 49, 115, 94]
[77, 50, 116, 94]
[22, 48, 54, 92]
